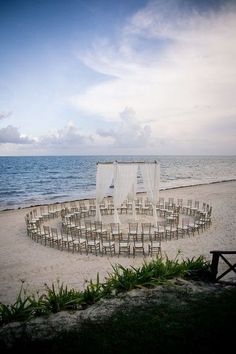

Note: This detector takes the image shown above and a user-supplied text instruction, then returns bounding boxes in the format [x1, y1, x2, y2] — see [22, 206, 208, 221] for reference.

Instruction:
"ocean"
[0, 155, 235, 211]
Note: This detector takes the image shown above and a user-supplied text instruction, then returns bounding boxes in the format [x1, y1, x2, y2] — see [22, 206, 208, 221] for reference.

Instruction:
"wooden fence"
[210, 250, 236, 282]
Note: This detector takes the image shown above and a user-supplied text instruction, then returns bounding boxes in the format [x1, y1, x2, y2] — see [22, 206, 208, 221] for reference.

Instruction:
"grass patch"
[0, 255, 212, 325]
[39, 280, 83, 313]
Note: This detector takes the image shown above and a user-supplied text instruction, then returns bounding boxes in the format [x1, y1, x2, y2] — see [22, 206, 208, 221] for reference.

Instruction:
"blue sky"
[0, 0, 235, 155]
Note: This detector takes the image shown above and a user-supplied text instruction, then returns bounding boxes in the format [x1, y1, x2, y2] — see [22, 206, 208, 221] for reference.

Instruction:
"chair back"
[110, 223, 120, 234]
[51, 227, 58, 236]
[85, 220, 94, 231]
[43, 225, 50, 235]
[141, 223, 152, 238]
[128, 222, 138, 233]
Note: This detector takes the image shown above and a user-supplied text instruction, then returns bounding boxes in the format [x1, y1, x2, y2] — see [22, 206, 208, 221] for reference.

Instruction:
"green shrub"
[0, 283, 35, 324]
[104, 255, 211, 293]
[0, 255, 212, 325]
[40, 280, 83, 313]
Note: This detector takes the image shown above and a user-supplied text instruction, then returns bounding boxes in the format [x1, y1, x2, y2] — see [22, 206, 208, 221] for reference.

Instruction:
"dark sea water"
[0, 155, 236, 211]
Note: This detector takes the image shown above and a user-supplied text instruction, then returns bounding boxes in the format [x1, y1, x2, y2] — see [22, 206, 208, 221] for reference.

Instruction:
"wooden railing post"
[210, 251, 220, 282]
[210, 250, 236, 283]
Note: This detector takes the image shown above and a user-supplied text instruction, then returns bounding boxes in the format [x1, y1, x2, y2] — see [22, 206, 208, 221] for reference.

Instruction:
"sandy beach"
[0, 181, 236, 305]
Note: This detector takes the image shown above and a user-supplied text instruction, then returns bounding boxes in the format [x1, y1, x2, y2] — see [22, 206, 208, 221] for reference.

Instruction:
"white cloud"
[1, 1, 235, 155]
[97, 107, 152, 148]
[70, 1, 236, 154]
[31, 121, 96, 155]
[39, 121, 89, 146]
[0, 111, 12, 120]
[0, 125, 34, 144]
[0, 118, 116, 155]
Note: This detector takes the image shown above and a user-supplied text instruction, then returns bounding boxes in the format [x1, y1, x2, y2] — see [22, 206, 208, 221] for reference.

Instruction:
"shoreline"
[1, 179, 235, 213]
[0, 180, 236, 305]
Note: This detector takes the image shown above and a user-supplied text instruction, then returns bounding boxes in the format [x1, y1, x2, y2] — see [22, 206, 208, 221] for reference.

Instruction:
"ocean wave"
[160, 178, 236, 190]
[0, 155, 235, 210]
[0, 190, 22, 196]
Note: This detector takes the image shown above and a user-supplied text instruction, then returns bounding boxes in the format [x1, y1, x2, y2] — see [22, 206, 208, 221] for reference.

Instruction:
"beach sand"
[0, 181, 236, 305]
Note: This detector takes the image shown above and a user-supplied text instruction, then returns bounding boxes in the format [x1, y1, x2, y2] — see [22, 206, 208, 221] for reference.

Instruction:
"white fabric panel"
[140, 163, 160, 225]
[113, 208, 120, 224]
[96, 163, 114, 221]
[95, 161, 160, 224]
[127, 181, 137, 220]
[140, 163, 160, 204]
[113, 163, 138, 223]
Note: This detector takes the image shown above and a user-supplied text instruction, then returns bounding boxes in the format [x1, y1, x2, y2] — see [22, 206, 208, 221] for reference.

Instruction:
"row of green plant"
[0, 255, 211, 325]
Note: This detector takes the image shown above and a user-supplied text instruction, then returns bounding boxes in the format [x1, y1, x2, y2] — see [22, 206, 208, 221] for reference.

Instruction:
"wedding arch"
[96, 161, 160, 224]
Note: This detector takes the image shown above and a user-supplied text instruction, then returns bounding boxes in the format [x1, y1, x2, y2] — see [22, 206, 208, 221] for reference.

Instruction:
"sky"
[0, 0, 236, 156]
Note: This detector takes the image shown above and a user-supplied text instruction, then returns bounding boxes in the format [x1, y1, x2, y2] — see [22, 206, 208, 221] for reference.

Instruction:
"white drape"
[140, 163, 160, 225]
[95, 161, 160, 224]
[113, 163, 138, 223]
[96, 163, 114, 221]
[128, 181, 137, 220]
